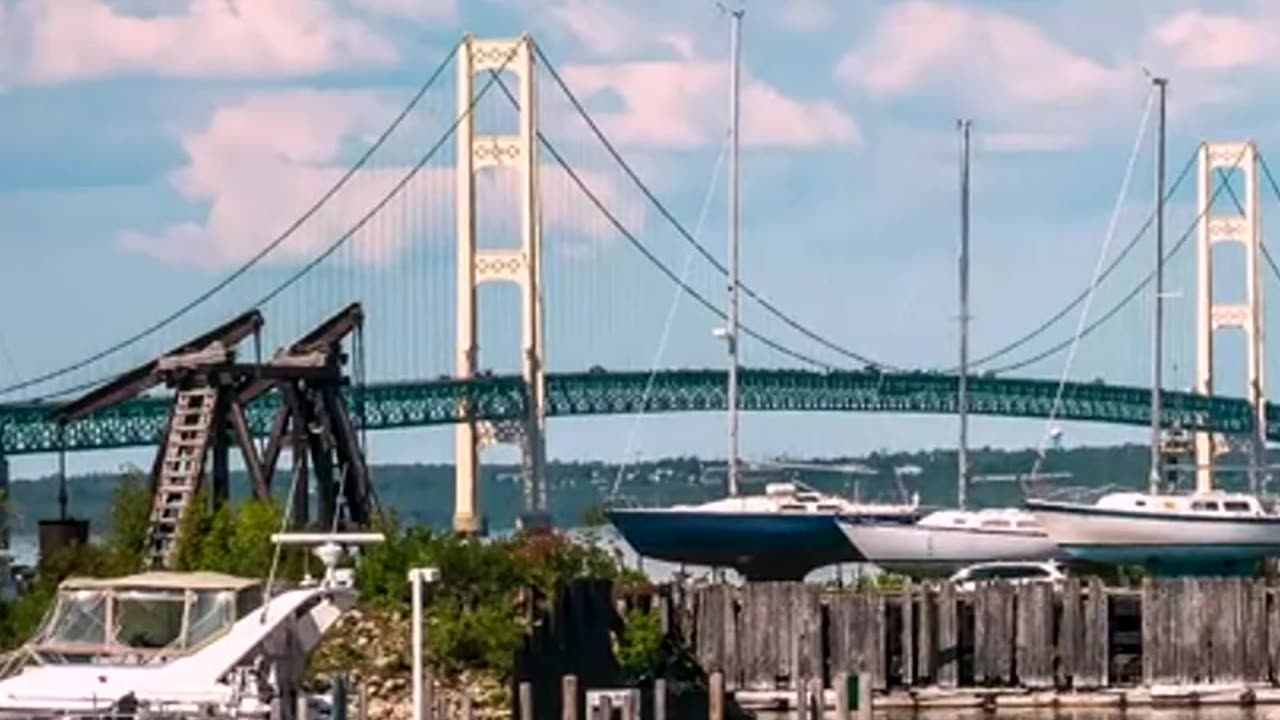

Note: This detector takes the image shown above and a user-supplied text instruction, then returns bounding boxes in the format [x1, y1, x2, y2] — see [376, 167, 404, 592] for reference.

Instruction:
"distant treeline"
[4, 442, 1264, 537]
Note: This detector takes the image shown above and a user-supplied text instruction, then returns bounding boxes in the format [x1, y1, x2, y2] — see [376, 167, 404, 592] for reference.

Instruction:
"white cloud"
[119, 90, 643, 268]
[0, 0, 397, 86]
[350, 0, 457, 22]
[563, 61, 860, 148]
[777, 0, 831, 32]
[1149, 10, 1267, 71]
[836, 1, 1131, 149]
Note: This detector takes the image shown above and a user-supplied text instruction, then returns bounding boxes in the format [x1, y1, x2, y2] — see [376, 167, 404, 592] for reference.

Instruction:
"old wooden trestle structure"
[56, 304, 376, 568]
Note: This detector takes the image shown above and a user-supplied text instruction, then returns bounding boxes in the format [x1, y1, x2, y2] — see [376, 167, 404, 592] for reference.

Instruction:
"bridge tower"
[453, 35, 548, 534]
[1194, 141, 1266, 493]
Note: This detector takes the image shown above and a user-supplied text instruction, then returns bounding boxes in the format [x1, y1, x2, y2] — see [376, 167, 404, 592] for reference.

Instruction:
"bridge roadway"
[0, 368, 1272, 455]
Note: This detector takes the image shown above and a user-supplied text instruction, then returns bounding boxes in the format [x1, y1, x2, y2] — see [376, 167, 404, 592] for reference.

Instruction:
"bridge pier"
[1195, 141, 1267, 492]
[453, 34, 547, 535]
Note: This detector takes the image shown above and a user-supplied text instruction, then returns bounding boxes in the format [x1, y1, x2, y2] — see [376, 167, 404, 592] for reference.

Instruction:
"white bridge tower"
[453, 35, 548, 534]
[1194, 141, 1266, 492]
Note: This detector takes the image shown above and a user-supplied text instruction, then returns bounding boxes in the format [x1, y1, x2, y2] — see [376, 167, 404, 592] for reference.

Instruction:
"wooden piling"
[835, 672, 850, 718]
[856, 673, 873, 720]
[709, 671, 725, 720]
[519, 681, 534, 720]
[562, 675, 579, 720]
[654, 678, 667, 720]
[598, 695, 612, 720]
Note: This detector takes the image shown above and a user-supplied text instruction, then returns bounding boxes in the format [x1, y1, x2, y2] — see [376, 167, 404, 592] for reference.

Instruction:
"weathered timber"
[1015, 582, 1054, 688]
[1244, 582, 1269, 684]
[901, 580, 915, 687]
[669, 577, 1280, 701]
[975, 582, 1014, 686]
[916, 582, 935, 685]
[830, 587, 887, 690]
[1078, 577, 1108, 688]
[937, 581, 958, 688]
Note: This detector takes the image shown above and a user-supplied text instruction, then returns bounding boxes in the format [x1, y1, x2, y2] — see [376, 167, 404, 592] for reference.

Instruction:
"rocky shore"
[309, 607, 510, 719]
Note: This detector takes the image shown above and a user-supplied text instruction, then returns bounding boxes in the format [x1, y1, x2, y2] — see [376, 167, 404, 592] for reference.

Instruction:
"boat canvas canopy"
[24, 572, 264, 664]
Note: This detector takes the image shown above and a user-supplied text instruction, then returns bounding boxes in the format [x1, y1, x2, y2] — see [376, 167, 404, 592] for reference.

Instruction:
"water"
[8, 535, 34, 566]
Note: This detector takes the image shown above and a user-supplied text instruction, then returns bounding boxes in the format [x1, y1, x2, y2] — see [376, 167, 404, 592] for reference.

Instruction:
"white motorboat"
[836, 507, 1062, 578]
[0, 532, 381, 718]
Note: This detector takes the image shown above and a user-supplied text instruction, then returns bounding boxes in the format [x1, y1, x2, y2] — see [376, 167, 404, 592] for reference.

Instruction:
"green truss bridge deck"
[0, 369, 1274, 456]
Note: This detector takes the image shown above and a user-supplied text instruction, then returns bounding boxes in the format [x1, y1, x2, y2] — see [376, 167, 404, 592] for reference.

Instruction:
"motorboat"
[0, 532, 381, 718]
[837, 507, 1062, 578]
[1025, 491, 1280, 575]
[607, 481, 921, 580]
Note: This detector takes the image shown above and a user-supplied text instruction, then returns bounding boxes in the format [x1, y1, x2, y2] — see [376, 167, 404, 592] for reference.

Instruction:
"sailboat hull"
[1026, 499, 1280, 575]
[607, 509, 913, 581]
[837, 520, 1062, 578]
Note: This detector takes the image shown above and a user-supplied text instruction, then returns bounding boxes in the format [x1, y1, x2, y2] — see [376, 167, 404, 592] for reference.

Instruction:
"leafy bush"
[615, 607, 664, 681]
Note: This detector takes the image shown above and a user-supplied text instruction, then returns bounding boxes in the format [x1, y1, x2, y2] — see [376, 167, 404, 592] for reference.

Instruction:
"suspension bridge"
[1, 35, 1280, 532]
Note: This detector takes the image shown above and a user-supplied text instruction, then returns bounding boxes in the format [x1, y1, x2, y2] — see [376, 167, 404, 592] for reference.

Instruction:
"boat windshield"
[25, 572, 263, 665]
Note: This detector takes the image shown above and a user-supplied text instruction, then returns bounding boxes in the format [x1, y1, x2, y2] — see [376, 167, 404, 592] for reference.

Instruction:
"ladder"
[147, 387, 217, 568]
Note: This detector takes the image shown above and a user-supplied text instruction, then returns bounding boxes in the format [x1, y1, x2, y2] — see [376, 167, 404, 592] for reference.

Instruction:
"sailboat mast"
[726, 6, 743, 497]
[958, 119, 972, 509]
[1149, 76, 1167, 495]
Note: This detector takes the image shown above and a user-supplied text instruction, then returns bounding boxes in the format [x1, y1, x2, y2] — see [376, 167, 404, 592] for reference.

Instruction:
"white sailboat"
[1025, 77, 1280, 575]
[0, 532, 382, 718]
[838, 506, 1060, 578]
[837, 121, 1061, 577]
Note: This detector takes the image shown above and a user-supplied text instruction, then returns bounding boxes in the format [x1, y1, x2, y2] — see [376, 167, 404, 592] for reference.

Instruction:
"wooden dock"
[662, 577, 1280, 707]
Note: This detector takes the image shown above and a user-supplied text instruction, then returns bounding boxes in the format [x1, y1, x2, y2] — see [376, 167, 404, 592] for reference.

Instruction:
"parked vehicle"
[947, 560, 1066, 592]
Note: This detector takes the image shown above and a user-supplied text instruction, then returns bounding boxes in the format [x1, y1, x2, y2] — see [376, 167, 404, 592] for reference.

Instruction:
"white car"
[947, 560, 1066, 592]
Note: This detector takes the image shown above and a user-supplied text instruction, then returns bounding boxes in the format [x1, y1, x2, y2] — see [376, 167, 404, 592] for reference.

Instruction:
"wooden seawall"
[665, 578, 1280, 704]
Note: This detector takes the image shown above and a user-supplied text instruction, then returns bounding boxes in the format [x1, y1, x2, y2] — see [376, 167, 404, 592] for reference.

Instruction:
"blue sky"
[4, 0, 1280, 481]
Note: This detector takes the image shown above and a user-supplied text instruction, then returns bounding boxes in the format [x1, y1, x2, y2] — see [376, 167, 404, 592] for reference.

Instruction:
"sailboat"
[837, 120, 1062, 578]
[1025, 77, 1280, 576]
[606, 9, 920, 582]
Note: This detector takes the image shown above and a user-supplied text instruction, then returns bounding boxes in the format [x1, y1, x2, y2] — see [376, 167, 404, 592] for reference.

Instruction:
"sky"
[5, 0, 1280, 482]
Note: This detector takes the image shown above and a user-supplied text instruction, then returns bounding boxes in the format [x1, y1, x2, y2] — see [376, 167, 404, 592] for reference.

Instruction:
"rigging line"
[0, 328, 18, 384]
[485, 70, 831, 369]
[540, 130, 829, 367]
[0, 40, 464, 401]
[609, 130, 731, 502]
[1029, 86, 1155, 481]
[964, 150, 1197, 371]
[530, 42, 894, 371]
[1249, 155, 1280, 284]
[253, 45, 521, 309]
[990, 142, 1245, 376]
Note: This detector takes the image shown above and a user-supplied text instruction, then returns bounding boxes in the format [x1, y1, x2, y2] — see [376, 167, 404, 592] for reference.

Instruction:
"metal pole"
[1150, 77, 1167, 495]
[957, 119, 971, 509]
[411, 568, 424, 720]
[725, 6, 743, 497]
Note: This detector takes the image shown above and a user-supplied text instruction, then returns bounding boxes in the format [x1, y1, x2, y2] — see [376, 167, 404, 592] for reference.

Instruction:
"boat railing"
[1033, 483, 1125, 505]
